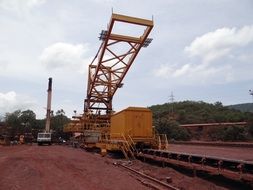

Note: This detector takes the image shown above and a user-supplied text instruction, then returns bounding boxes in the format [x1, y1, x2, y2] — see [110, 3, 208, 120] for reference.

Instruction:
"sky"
[0, 0, 253, 119]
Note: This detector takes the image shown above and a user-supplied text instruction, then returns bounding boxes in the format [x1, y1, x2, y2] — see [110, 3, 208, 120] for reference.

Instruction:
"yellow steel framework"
[86, 13, 153, 116]
[64, 13, 153, 135]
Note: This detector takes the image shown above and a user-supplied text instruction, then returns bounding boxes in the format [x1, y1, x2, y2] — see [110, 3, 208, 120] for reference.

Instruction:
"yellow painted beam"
[109, 33, 142, 43]
[112, 13, 153, 27]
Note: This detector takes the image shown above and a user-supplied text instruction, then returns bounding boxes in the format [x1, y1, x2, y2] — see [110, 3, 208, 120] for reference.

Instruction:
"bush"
[208, 126, 247, 141]
[246, 117, 253, 136]
[224, 126, 246, 141]
[156, 120, 191, 141]
[170, 125, 191, 141]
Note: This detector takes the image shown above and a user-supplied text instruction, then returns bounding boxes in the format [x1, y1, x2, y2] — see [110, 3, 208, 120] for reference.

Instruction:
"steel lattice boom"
[64, 13, 153, 133]
[85, 13, 153, 116]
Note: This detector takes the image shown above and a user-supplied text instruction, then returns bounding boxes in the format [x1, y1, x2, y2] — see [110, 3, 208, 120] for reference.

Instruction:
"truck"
[37, 132, 51, 145]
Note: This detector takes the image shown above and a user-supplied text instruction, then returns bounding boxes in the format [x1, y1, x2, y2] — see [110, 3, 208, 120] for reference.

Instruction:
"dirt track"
[0, 145, 245, 190]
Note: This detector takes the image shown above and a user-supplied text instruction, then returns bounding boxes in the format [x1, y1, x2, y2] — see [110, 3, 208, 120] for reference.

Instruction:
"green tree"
[5, 110, 22, 139]
[5, 109, 39, 139]
[246, 116, 253, 139]
[208, 126, 247, 141]
[224, 126, 246, 141]
[51, 109, 70, 139]
[19, 110, 37, 133]
[156, 119, 190, 141]
[149, 100, 253, 141]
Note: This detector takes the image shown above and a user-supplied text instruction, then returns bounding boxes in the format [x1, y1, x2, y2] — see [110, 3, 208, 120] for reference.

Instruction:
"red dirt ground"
[0, 145, 244, 190]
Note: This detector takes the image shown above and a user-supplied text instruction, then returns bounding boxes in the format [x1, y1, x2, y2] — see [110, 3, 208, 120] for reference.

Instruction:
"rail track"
[118, 162, 180, 190]
[136, 149, 253, 184]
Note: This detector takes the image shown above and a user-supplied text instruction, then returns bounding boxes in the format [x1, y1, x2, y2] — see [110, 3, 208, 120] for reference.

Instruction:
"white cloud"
[185, 25, 253, 63]
[238, 53, 253, 63]
[0, 91, 36, 115]
[0, 59, 9, 70]
[173, 64, 191, 77]
[154, 62, 233, 85]
[154, 25, 253, 85]
[154, 64, 174, 77]
[0, 0, 45, 12]
[39, 42, 91, 74]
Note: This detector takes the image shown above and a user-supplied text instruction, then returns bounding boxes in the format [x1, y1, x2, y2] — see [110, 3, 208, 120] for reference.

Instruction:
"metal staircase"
[120, 134, 137, 160]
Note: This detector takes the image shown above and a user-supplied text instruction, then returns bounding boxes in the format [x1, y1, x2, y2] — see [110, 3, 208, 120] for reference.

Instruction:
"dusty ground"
[168, 144, 253, 161]
[0, 145, 248, 190]
[0, 145, 150, 190]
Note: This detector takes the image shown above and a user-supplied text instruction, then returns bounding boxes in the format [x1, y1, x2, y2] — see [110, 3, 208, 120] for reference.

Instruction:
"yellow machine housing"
[110, 107, 153, 142]
[96, 107, 157, 159]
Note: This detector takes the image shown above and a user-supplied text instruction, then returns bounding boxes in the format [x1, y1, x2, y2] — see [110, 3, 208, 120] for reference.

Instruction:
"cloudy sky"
[0, 0, 253, 119]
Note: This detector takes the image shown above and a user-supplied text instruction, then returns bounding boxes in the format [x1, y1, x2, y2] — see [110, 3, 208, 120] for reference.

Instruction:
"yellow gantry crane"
[64, 13, 158, 157]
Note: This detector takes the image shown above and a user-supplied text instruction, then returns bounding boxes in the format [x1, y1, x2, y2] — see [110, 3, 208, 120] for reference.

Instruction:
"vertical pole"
[250, 90, 253, 103]
[108, 68, 112, 115]
[45, 78, 52, 133]
[169, 91, 174, 119]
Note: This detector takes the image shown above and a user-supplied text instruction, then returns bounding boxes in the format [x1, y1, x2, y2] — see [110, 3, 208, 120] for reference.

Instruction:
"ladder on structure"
[120, 134, 137, 160]
[157, 134, 169, 150]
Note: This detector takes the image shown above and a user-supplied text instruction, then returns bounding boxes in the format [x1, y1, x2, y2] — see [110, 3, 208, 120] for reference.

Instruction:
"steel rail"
[119, 163, 180, 190]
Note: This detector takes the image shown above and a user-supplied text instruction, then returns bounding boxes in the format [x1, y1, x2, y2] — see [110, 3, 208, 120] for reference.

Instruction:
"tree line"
[149, 101, 253, 141]
[2, 101, 253, 142]
[0, 109, 70, 141]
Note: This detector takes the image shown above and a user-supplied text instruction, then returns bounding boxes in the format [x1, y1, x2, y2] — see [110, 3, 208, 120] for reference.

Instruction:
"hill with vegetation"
[149, 101, 253, 141]
[227, 103, 253, 113]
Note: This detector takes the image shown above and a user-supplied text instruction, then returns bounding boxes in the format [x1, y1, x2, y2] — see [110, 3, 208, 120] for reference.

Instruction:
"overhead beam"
[111, 13, 153, 27]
